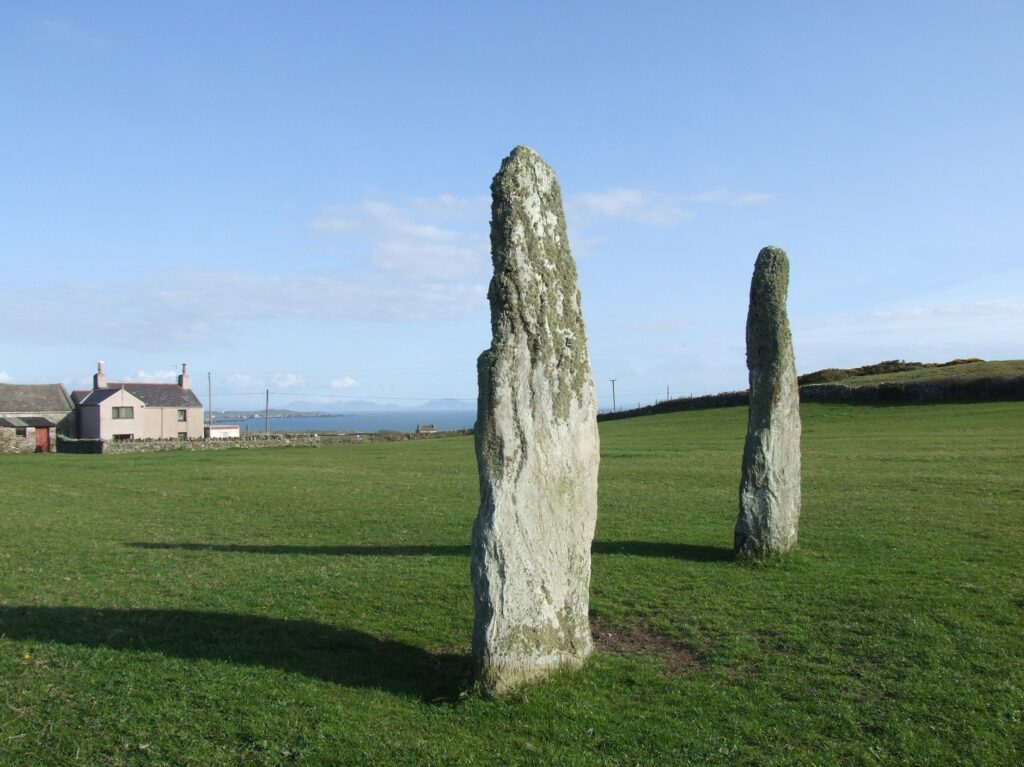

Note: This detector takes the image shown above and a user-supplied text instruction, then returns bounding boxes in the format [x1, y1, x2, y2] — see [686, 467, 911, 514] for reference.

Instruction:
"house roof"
[78, 383, 202, 409]
[76, 388, 126, 406]
[0, 416, 56, 428]
[0, 383, 73, 414]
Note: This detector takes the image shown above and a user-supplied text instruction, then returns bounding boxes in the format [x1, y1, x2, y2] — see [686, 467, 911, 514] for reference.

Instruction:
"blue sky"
[2, 1, 1022, 411]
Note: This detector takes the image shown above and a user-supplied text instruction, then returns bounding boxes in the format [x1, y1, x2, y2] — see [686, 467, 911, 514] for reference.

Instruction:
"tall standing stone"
[471, 146, 600, 695]
[735, 246, 802, 556]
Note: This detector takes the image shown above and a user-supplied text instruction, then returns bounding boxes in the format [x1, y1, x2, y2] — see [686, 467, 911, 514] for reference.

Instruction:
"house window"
[15, 427, 27, 437]
[112, 406, 134, 419]
[178, 432, 188, 441]
[177, 409, 187, 422]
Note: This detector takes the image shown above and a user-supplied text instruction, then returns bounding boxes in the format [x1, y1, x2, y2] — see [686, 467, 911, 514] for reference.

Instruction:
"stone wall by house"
[58, 433, 320, 454]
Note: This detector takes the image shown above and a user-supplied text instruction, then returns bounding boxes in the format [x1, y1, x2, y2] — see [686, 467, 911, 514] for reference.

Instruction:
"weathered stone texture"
[735, 246, 802, 556]
[471, 146, 600, 694]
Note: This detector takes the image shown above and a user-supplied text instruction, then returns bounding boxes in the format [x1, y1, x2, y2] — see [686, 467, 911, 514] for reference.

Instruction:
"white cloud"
[567, 186, 774, 229]
[133, 369, 177, 383]
[330, 376, 359, 389]
[794, 297, 1024, 369]
[569, 188, 692, 226]
[686, 189, 776, 206]
[41, 19, 106, 48]
[0, 372, 11, 383]
[407, 194, 489, 216]
[0, 269, 488, 350]
[306, 215, 357, 233]
[309, 196, 489, 281]
[271, 373, 305, 389]
[223, 373, 261, 390]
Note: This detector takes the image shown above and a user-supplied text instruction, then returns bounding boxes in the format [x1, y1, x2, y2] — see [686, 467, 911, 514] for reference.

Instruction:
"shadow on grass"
[593, 541, 733, 562]
[0, 605, 468, 704]
[130, 542, 469, 556]
[129, 541, 733, 562]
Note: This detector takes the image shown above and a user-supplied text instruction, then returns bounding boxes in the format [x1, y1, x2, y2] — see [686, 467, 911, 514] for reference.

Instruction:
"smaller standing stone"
[735, 246, 801, 556]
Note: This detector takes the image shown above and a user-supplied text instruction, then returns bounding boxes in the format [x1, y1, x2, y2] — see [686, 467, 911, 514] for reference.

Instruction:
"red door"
[35, 428, 50, 453]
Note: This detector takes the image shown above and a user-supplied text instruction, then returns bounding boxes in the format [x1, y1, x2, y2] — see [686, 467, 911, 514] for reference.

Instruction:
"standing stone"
[735, 246, 802, 556]
[471, 146, 600, 695]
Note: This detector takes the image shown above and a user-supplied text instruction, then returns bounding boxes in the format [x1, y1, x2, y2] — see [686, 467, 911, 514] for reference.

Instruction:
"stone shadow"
[0, 605, 468, 704]
[592, 541, 733, 562]
[129, 541, 732, 562]
[130, 542, 468, 557]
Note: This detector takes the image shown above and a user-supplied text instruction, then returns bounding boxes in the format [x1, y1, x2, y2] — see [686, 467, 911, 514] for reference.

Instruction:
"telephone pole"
[610, 378, 617, 412]
[207, 372, 213, 427]
[264, 389, 270, 433]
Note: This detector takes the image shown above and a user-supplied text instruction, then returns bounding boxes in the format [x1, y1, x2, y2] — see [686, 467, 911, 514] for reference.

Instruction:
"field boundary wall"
[58, 434, 320, 454]
[598, 376, 1024, 422]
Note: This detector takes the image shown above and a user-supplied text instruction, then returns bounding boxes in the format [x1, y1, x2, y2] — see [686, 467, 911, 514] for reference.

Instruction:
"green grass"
[832, 359, 1024, 387]
[1, 403, 1022, 766]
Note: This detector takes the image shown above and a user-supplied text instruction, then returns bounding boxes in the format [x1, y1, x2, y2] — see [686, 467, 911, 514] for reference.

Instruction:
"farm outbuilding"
[0, 383, 75, 453]
[205, 424, 241, 439]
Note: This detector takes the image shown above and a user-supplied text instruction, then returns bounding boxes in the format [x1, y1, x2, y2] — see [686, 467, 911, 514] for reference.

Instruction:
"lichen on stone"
[736, 246, 802, 557]
[471, 145, 600, 695]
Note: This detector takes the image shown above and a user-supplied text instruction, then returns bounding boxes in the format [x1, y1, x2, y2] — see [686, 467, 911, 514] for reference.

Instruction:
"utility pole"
[667, 385, 670, 401]
[264, 389, 269, 433]
[208, 372, 213, 427]
[610, 378, 617, 412]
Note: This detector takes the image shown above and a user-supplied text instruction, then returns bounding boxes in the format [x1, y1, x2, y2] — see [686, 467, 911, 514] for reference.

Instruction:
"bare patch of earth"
[591, 618, 703, 674]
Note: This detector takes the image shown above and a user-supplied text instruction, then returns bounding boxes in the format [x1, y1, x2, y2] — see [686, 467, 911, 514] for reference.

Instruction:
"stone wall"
[0, 428, 35, 454]
[57, 433, 320, 454]
[598, 375, 1024, 422]
[798, 377, 1024, 405]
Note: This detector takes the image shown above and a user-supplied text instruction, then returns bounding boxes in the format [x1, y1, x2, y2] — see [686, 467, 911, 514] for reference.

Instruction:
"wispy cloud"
[272, 373, 304, 389]
[41, 19, 106, 48]
[223, 373, 261, 390]
[330, 376, 359, 389]
[133, 369, 177, 383]
[567, 186, 775, 227]
[0, 372, 11, 383]
[686, 189, 776, 206]
[309, 196, 489, 281]
[569, 188, 692, 226]
[794, 297, 1024, 368]
[0, 269, 488, 351]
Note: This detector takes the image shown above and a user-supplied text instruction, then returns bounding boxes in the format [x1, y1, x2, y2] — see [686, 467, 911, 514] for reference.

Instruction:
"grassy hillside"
[825, 358, 1024, 387]
[1, 404, 1022, 765]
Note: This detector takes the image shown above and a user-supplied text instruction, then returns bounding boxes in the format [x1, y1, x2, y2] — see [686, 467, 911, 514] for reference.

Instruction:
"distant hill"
[276, 398, 474, 413]
[599, 358, 1024, 422]
[281, 400, 401, 413]
[419, 399, 475, 411]
[800, 359, 1024, 387]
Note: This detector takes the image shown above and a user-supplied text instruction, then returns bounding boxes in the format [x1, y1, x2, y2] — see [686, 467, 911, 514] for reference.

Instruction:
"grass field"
[1, 403, 1021, 765]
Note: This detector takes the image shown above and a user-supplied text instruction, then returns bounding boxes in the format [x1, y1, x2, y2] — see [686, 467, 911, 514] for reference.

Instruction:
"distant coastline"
[214, 409, 476, 434]
[212, 410, 352, 421]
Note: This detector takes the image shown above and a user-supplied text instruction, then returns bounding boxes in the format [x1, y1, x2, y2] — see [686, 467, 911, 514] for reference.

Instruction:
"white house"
[73, 363, 204, 441]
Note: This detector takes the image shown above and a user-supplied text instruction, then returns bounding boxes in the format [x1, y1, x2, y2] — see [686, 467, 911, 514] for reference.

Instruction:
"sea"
[225, 410, 476, 434]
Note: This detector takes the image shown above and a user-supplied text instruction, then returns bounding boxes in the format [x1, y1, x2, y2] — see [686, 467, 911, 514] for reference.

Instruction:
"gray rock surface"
[471, 146, 600, 695]
[735, 246, 802, 556]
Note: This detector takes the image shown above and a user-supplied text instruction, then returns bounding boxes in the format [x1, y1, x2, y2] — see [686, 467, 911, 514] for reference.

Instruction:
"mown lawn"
[1, 403, 1021, 766]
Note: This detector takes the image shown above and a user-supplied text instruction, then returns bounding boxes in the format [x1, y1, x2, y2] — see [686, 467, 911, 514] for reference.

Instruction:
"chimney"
[178, 363, 190, 389]
[94, 361, 107, 389]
